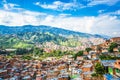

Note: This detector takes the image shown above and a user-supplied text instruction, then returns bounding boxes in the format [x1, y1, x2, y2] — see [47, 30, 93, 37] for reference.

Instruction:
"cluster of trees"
[85, 47, 92, 52]
[99, 54, 120, 60]
[108, 42, 118, 52]
[3, 47, 76, 60]
[0, 47, 93, 61]
[92, 62, 105, 80]
[21, 55, 32, 60]
[15, 48, 32, 55]
[0, 49, 8, 54]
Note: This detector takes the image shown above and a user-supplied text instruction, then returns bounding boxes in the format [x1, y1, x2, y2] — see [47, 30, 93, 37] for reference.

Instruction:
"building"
[110, 37, 120, 43]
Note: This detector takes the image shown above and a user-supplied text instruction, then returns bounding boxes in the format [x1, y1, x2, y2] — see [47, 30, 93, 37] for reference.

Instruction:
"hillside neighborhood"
[0, 37, 120, 80]
[0, 0, 120, 79]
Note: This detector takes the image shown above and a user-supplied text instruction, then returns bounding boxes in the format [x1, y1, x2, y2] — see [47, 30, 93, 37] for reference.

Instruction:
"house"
[77, 56, 84, 60]
[81, 60, 93, 80]
[104, 74, 120, 80]
[110, 37, 120, 42]
[113, 48, 119, 52]
[101, 60, 116, 75]
[83, 51, 89, 55]
[58, 74, 70, 80]
[101, 48, 108, 53]
[82, 64, 93, 72]
[82, 71, 93, 80]
[87, 51, 98, 60]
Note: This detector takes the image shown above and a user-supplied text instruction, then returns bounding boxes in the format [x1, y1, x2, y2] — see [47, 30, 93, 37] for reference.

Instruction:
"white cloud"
[106, 10, 120, 15]
[3, 3, 20, 10]
[88, 0, 120, 6]
[0, 10, 46, 26]
[0, 9, 120, 37]
[43, 15, 120, 37]
[34, 1, 82, 11]
[2, 0, 20, 10]
[40, 14, 120, 37]
[91, 15, 120, 35]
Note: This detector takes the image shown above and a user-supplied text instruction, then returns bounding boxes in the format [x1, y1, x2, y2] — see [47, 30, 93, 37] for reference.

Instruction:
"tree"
[85, 47, 92, 52]
[108, 42, 118, 52]
[0, 49, 8, 54]
[77, 51, 83, 56]
[91, 73, 98, 80]
[99, 54, 120, 60]
[33, 48, 43, 56]
[94, 62, 105, 80]
[22, 55, 32, 60]
[73, 51, 83, 60]
[15, 48, 32, 55]
[119, 48, 120, 52]
[95, 62, 105, 76]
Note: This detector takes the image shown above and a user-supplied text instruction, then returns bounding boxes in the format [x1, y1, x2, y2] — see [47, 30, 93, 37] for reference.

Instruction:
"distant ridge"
[0, 25, 110, 39]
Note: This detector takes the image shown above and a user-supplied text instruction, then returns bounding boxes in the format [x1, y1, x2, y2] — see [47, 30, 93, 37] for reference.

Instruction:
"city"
[0, 0, 120, 80]
[0, 37, 120, 80]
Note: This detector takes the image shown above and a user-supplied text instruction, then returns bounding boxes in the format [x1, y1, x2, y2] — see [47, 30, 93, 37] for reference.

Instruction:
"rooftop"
[104, 74, 120, 80]
[101, 60, 116, 67]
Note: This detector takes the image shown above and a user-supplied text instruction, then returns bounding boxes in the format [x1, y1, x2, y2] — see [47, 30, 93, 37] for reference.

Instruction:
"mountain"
[0, 25, 107, 49]
[0, 25, 109, 38]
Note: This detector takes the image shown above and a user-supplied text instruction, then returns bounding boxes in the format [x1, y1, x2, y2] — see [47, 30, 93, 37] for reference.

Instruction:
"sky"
[0, 0, 120, 37]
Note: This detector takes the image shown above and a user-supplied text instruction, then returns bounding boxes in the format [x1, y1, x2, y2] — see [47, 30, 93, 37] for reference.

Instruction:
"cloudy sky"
[0, 0, 120, 37]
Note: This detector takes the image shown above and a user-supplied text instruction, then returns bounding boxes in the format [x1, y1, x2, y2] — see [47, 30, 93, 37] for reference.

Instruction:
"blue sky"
[0, 0, 120, 37]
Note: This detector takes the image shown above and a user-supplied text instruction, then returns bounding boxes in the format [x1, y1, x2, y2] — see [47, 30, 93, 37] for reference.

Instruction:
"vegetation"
[0, 47, 76, 60]
[119, 48, 120, 52]
[92, 62, 105, 80]
[21, 55, 33, 60]
[33, 48, 44, 56]
[0, 35, 33, 49]
[15, 48, 32, 55]
[99, 54, 120, 60]
[85, 47, 92, 52]
[0, 49, 8, 54]
[0, 25, 105, 49]
[95, 62, 105, 75]
[108, 42, 118, 52]
[0, 32, 83, 49]
[73, 51, 83, 60]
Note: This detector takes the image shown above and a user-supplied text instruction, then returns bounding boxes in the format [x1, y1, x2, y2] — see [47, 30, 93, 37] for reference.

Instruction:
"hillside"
[0, 25, 109, 38]
[0, 25, 107, 49]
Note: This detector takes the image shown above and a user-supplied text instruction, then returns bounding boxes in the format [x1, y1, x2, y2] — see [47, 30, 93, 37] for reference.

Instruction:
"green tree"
[85, 47, 92, 52]
[77, 51, 83, 56]
[95, 62, 105, 76]
[108, 42, 118, 52]
[22, 55, 32, 60]
[33, 48, 43, 56]
[73, 51, 83, 60]
[91, 73, 98, 80]
[93, 62, 105, 80]
[99, 54, 120, 60]
[119, 48, 120, 52]
[15, 48, 30, 55]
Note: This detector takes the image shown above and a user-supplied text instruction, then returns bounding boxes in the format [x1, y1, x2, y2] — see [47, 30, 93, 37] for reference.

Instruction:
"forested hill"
[0, 25, 109, 38]
[0, 25, 108, 49]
